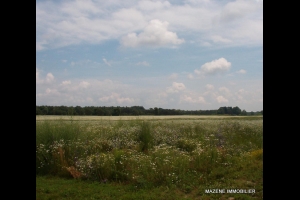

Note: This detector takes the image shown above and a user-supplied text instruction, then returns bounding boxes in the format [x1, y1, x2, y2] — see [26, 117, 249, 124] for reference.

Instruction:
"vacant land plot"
[36, 115, 259, 121]
[36, 115, 263, 199]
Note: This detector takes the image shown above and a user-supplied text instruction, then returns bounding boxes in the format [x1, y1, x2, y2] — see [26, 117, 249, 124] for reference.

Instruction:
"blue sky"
[36, 0, 263, 112]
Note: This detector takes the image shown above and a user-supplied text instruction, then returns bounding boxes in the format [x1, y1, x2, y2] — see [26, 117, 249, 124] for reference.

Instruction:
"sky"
[36, 0, 263, 112]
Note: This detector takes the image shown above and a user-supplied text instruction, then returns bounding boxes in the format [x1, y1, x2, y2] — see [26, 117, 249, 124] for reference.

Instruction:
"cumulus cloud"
[120, 19, 185, 47]
[36, 0, 262, 50]
[36, 68, 42, 84]
[45, 88, 59, 95]
[36, 68, 55, 84]
[99, 92, 134, 104]
[181, 95, 206, 104]
[194, 57, 231, 76]
[37, 78, 139, 106]
[236, 69, 246, 74]
[62, 80, 71, 85]
[219, 87, 230, 93]
[166, 82, 186, 93]
[46, 73, 55, 83]
[36, 1, 146, 50]
[79, 81, 90, 89]
[205, 84, 214, 90]
[218, 87, 231, 97]
[216, 95, 228, 103]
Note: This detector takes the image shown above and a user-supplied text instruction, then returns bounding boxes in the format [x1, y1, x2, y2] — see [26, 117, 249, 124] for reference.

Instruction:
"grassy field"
[36, 115, 261, 121]
[36, 115, 263, 199]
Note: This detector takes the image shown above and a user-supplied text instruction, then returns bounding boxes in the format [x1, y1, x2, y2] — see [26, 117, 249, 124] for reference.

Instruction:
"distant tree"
[84, 107, 93, 115]
[112, 107, 121, 116]
[217, 107, 225, 114]
[95, 107, 103, 116]
[241, 109, 247, 116]
[148, 108, 154, 115]
[68, 107, 74, 115]
[154, 107, 159, 115]
[36, 106, 41, 115]
[226, 107, 233, 115]
[232, 106, 242, 115]
[74, 106, 84, 115]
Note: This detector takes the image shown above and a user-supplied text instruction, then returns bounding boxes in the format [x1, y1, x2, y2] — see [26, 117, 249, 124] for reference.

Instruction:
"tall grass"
[36, 119, 83, 176]
[36, 117, 263, 198]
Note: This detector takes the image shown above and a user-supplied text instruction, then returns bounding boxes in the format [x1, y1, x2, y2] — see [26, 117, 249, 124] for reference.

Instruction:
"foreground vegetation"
[36, 115, 263, 199]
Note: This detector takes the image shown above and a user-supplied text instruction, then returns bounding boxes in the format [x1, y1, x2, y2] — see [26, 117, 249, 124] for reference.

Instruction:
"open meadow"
[36, 115, 263, 200]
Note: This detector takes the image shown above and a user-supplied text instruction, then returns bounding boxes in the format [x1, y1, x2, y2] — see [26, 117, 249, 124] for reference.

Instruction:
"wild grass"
[36, 116, 263, 199]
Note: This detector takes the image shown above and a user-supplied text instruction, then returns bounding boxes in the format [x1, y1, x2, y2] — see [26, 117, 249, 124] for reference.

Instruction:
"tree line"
[36, 105, 263, 116]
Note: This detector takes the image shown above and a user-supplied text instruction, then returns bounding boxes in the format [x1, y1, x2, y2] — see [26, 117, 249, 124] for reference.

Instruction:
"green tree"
[154, 107, 159, 115]
[217, 107, 225, 114]
[232, 106, 242, 115]
[95, 107, 103, 116]
[74, 106, 84, 115]
[84, 107, 93, 115]
[112, 107, 121, 116]
[241, 109, 247, 116]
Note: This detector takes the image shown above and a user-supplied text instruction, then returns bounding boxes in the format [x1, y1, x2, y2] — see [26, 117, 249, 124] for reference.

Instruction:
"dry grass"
[66, 166, 83, 179]
[53, 147, 83, 178]
[36, 115, 256, 121]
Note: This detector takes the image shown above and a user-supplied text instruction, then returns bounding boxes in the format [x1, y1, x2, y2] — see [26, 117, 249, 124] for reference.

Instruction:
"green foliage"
[176, 139, 197, 152]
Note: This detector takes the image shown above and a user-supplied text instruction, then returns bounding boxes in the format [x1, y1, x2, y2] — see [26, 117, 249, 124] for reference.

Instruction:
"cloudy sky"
[36, 0, 263, 112]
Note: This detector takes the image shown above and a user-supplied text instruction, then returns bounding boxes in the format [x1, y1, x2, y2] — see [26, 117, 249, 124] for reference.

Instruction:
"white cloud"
[236, 69, 246, 74]
[120, 19, 185, 47]
[210, 35, 232, 44]
[99, 92, 134, 104]
[194, 57, 231, 76]
[181, 95, 206, 104]
[36, 2, 146, 50]
[62, 80, 71, 85]
[103, 58, 111, 66]
[137, 0, 171, 11]
[166, 82, 186, 93]
[219, 87, 230, 93]
[36, 0, 262, 50]
[187, 73, 194, 79]
[216, 95, 228, 103]
[36, 68, 55, 84]
[45, 88, 59, 95]
[218, 87, 231, 97]
[79, 81, 90, 89]
[217, 0, 261, 23]
[46, 73, 55, 83]
[205, 84, 214, 90]
[37, 78, 137, 106]
[36, 68, 42, 84]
